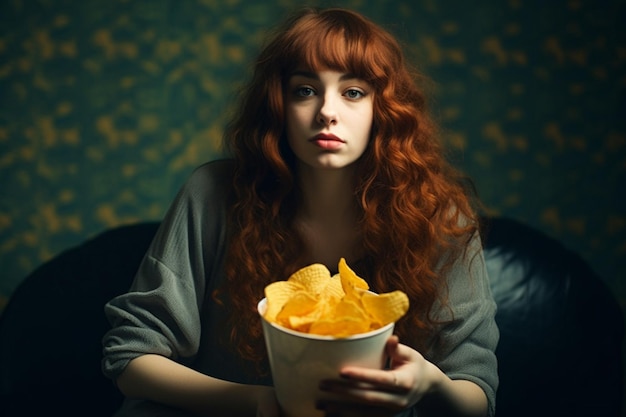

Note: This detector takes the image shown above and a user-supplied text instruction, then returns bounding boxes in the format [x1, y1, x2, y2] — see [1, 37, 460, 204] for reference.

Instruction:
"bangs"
[291, 30, 369, 77]
[279, 10, 388, 83]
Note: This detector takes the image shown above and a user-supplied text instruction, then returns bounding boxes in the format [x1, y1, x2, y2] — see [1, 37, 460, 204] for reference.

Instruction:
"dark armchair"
[0, 217, 623, 416]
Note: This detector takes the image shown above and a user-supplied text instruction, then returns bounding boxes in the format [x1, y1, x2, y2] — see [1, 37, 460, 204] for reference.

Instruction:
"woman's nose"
[316, 97, 338, 126]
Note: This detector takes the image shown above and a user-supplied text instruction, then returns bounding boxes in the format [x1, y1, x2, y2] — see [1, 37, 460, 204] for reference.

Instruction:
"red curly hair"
[218, 7, 478, 364]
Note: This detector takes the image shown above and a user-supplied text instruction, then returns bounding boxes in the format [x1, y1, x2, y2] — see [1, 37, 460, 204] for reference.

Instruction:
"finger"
[321, 372, 407, 396]
[337, 367, 386, 385]
[387, 342, 422, 370]
[318, 397, 404, 416]
[389, 343, 412, 360]
[385, 334, 400, 355]
[337, 361, 410, 392]
[318, 378, 411, 415]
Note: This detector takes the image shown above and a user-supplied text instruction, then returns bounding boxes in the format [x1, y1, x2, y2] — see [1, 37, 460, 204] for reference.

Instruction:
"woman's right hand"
[118, 354, 282, 416]
[256, 386, 281, 417]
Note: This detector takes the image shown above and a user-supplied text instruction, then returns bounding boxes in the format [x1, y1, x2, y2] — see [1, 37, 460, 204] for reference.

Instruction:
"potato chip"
[338, 257, 369, 294]
[263, 258, 409, 337]
[333, 299, 369, 322]
[325, 274, 345, 299]
[361, 290, 410, 326]
[287, 312, 319, 332]
[288, 263, 332, 294]
[276, 291, 318, 325]
[264, 280, 305, 322]
[309, 316, 370, 337]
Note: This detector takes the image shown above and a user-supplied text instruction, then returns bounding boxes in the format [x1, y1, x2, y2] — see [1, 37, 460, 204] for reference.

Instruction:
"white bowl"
[258, 297, 394, 417]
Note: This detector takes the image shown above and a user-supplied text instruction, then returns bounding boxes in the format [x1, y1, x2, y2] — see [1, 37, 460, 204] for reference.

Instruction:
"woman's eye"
[295, 87, 315, 97]
[345, 89, 365, 99]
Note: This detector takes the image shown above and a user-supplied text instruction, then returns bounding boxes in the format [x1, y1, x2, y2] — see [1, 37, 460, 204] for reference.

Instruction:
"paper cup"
[258, 298, 394, 417]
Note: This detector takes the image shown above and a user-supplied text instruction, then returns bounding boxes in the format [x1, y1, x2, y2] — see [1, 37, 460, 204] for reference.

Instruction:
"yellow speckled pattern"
[1, 0, 625, 364]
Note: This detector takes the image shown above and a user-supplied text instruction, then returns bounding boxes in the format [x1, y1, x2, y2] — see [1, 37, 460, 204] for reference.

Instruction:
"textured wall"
[1, 0, 624, 330]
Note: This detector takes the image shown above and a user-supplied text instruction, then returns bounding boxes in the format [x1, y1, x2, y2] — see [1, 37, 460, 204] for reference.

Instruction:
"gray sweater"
[102, 160, 499, 417]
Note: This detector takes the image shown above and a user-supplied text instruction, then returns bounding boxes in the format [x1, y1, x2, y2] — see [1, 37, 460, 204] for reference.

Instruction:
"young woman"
[102, 7, 499, 417]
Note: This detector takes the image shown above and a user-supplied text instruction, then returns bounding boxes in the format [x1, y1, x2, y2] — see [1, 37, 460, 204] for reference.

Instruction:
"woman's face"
[284, 70, 374, 171]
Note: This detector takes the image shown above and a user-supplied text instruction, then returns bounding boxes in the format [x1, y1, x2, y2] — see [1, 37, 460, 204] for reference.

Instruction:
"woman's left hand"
[316, 335, 433, 416]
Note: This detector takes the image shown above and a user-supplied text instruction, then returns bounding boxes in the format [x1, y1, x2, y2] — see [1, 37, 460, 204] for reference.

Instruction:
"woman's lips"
[309, 133, 344, 150]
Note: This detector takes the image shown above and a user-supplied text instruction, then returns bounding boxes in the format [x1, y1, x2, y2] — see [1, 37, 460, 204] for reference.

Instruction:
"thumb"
[386, 335, 414, 368]
[385, 334, 400, 356]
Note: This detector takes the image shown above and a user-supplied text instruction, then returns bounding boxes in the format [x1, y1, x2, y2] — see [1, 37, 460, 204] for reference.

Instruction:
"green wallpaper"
[1, 0, 625, 325]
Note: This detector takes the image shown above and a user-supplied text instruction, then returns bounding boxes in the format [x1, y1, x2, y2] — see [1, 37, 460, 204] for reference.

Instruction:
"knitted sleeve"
[427, 232, 500, 417]
[101, 160, 232, 380]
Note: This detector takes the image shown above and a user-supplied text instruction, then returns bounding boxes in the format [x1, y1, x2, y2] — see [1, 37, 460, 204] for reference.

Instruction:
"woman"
[102, 7, 498, 417]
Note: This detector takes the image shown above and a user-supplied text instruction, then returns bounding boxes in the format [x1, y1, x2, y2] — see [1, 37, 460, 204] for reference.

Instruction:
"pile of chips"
[263, 258, 409, 337]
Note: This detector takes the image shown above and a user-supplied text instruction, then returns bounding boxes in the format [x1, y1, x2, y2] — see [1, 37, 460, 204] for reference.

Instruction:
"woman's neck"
[296, 164, 358, 226]
[294, 164, 363, 270]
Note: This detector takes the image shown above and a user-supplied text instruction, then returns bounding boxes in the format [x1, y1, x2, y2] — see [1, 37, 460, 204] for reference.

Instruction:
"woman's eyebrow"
[289, 70, 359, 81]
[290, 70, 318, 80]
